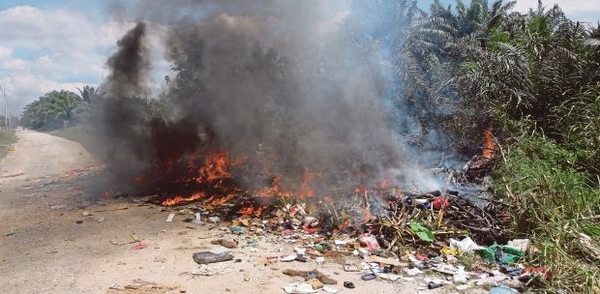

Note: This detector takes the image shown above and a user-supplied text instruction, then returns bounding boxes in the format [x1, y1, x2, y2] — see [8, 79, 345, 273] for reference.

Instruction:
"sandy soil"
[0, 130, 483, 294]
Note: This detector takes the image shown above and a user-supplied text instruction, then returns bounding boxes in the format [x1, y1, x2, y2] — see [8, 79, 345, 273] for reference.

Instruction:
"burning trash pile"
[136, 139, 546, 293]
[86, 2, 559, 292]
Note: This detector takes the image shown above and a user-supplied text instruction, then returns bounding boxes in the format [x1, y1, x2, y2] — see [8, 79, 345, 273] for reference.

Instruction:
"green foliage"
[493, 135, 600, 292]
[403, 2, 600, 290]
[408, 221, 435, 242]
[21, 90, 82, 130]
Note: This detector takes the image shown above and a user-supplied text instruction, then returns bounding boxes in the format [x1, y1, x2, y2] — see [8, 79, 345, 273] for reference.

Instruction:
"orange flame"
[482, 128, 497, 159]
[162, 191, 205, 206]
[255, 177, 292, 198]
[196, 150, 233, 182]
[298, 169, 318, 198]
[239, 205, 266, 217]
[204, 193, 236, 208]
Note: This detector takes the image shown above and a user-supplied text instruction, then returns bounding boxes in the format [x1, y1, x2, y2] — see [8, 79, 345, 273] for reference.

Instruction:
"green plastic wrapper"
[481, 243, 524, 264]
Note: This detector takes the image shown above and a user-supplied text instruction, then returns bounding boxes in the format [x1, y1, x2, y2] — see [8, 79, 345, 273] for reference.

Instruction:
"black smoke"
[96, 1, 442, 195]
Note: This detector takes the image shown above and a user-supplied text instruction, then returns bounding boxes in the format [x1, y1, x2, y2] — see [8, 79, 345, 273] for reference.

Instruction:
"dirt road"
[0, 130, 471, 294]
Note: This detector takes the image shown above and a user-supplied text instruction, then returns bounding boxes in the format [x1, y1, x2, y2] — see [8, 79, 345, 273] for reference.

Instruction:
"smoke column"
[98, 1, 441, 194]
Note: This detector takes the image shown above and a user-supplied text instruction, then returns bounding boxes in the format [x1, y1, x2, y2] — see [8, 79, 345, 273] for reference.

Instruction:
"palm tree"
[77, 85, 98, 105]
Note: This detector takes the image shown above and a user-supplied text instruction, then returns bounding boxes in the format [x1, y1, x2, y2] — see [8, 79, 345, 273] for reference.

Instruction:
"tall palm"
[77, 85, 98, 104]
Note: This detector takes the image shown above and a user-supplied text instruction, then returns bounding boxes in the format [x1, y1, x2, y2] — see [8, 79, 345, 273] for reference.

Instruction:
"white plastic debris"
[403, 267, 424, 276]
[280, 253, 298, 262]
[283, 283, 317, 294]
[357, 248, 369, 257]
[408, 254, 424, 267]
[192, 212, 203, 224]
[455, 284, 472, 291]
[343, 262, 360, 272]
[294, 247, 306, 255]
[432, 263, 459, 275]
[507, 239, 530, 252]
[449, 237, 484, 252]
[315, 257, 325, 265]
[475, 270, 508, 287]
[322, 286, 339, 293]
[165, 213, 175, 222]
[376, 273, 402, 281]
[453, 266, 468, 284]
[334, 240, 348, 246]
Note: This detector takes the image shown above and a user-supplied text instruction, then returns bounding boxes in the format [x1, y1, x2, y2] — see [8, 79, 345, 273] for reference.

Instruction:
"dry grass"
[0, 129, 17, 159]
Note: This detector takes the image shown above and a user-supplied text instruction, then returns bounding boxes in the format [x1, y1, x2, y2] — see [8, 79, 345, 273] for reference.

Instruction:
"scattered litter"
[210, 238, 238, 249]
[208, 216, 220, 223]
[364, 255, 404, 267]
[343, 263, 360, 272]
[500, 265, 523, 277]
[453, 266, 468, 284]
[449, 237, 484, 253]
[376, 273, 401, 281]
[519, 266, 552, 281]
[282, 269, 337, 285]
[441, 246, 460, 256]
[579, 233, 600, 261]
[130, 242, 146, 250]
[506, 239, 530, 253]
[230, 226, 245, 235]
[358, 233, 380, 252]
[188, 264, 232, 276]
[334, 240, 348, 246]
[280, 253, 298, 262]
[166, 213, 175, 222]
[343, 281, 355, 289]
[403, 267, 424, 276]
[294, 247, 307, 255]
[481, 244, 523, 264]
[283, 283, 316, 294]
[476, 271, 508, 286]
[192, 212, 203, 224]
[424, 278, 451, 289]
[432, 196, 450, 209]
[455, 284, 472, 291]
[322, 286, 339, 293]
[3, 232, 14, 237]
[307, 278, 323, 289]
[360, 273, 376, 281]
[193, 249, 234, 264]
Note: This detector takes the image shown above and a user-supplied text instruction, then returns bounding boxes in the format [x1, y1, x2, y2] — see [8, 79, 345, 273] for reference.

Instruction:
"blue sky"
[0, 0, 598, 113]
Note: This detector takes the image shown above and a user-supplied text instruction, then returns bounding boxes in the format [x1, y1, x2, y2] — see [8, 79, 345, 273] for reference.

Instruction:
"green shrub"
[494, 135, 600, 292]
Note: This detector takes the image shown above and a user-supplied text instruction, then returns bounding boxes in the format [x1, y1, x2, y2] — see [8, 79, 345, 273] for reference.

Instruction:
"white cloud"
[0, 46, 12, 59]
[512, 0, 600, 23]
[0, 5, 135, 114]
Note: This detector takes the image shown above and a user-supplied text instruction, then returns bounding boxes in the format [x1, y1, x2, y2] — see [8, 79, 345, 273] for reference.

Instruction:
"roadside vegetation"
[0, 128, 17, 159]
[19, 0, 599, 291]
